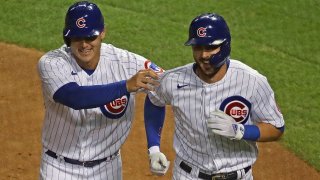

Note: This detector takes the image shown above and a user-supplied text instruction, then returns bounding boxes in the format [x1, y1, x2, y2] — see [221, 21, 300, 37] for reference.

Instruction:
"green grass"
[0, 0, 319, 170]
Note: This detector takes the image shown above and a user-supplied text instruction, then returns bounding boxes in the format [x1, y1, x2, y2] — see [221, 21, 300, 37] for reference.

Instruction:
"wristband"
[242, 125, 260, 141]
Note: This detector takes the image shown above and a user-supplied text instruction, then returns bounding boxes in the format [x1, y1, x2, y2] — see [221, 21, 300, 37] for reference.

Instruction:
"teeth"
[80, 49, 91, 54]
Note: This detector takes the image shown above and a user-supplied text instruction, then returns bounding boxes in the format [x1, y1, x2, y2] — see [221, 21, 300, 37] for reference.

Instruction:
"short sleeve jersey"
[148, 59, 285, 173]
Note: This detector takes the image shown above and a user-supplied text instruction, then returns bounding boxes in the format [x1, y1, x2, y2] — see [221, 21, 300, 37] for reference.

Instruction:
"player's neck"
[79, 61, 98, 70]
[74, 56, 99, 70]
[196, 63, 227, 84]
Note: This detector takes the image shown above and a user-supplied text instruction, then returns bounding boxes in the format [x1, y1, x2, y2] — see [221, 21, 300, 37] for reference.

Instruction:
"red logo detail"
[224, 101, 249, 123]
[144, 60, 164, 73]
[197, 27, 207, 37]
[105, 96, 128, 115]
[76, 17, 86, 28]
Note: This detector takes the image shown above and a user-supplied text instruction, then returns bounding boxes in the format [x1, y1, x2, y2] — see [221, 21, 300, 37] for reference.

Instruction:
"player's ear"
[100, 28, 106, 39]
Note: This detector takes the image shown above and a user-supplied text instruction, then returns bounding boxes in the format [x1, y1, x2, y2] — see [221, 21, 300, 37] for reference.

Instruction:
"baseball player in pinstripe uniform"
[144, 13, 285, 180]
[37, 1, 164, 179]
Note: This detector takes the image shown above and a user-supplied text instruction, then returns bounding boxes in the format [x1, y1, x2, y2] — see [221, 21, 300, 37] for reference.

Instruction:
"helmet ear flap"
[209, 40, 231, 67]
[64, 37, 71, 47]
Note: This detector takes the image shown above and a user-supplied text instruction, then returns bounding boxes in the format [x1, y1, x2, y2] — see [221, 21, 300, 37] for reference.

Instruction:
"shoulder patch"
[144, 60, 164, 73]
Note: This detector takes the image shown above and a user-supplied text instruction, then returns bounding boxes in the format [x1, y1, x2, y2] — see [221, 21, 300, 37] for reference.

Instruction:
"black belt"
[179, 161, 251, 180]
[45, 150, 119, 167]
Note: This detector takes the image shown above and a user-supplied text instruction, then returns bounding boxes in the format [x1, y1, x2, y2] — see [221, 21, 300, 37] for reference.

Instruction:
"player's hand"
[207, 110, 244, 140]
[126, 69, 160, 92]
[148, 146, 170, 176]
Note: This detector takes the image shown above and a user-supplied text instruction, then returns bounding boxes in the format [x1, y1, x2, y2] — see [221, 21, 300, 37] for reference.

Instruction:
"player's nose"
[79, 40, 90, 47]
[199, 50, 211, 59]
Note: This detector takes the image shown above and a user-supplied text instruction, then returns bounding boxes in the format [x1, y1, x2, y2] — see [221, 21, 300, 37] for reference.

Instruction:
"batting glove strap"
[232, 124, 245, 140]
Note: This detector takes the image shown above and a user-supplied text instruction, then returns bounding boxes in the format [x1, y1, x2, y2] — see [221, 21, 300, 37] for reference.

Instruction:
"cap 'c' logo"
[197, 27, 207, 37]
[219, 96, 252, 124]
[76, 17, 86, 28]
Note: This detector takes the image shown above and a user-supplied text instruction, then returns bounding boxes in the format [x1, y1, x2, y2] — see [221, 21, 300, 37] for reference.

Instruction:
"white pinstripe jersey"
[148, 59, 285, 173]
[38, 43, 151, 161]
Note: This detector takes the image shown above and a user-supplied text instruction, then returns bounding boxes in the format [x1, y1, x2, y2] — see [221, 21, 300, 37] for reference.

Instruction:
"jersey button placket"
[204, 85, 220, 171]
[203, 85, 211, 117]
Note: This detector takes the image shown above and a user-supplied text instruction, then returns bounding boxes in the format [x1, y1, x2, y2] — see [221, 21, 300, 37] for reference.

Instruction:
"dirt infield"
[0, 42, 319, 180]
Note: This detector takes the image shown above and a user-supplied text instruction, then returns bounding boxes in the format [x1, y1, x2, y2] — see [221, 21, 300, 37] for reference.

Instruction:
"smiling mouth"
[79, 49, 92, 55]
[201, 61, 212, 68]
[203, 61, 211, 65]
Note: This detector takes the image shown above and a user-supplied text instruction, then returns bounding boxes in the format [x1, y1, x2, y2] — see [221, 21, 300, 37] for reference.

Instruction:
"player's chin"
[78, 49, 93, 56]
[78, 50, 95, 57]
[75, 53, 93, 63]
[204, 71, 216, 77]
[200, 65, 215, 75]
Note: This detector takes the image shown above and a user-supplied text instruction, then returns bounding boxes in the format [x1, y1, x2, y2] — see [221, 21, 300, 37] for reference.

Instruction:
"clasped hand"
[126, 69, 160, 92]
[207, 110, 244, 140]
[149, 150, 170, 176]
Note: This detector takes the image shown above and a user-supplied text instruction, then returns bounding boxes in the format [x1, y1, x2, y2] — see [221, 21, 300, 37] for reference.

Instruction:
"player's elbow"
[273, 125, 285, 140]
[63, 96, 89, 110]
[257, 124, 285, 142]
[54, 98, 83, 110]
[66, 103, 83, 110]
[272, 130, 284, 141]
[53, 83, 85, 110]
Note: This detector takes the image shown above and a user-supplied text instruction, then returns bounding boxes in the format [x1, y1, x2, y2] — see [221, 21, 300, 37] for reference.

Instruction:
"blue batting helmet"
[63, 1, 104, 46]
[185, 13, 231, 68]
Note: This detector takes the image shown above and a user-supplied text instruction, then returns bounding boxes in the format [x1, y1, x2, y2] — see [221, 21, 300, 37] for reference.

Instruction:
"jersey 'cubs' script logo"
[197, 27, 207, 37]
[144, 60, 164, 73]
[219, 96, 251, 124]
[76, 17, 86, 28]
[100, 94, 130, 119]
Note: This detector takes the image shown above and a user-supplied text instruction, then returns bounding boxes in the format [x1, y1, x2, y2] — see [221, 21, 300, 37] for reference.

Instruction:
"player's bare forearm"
[126, 69, 160, 92]
[256, 123, 284, 142]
